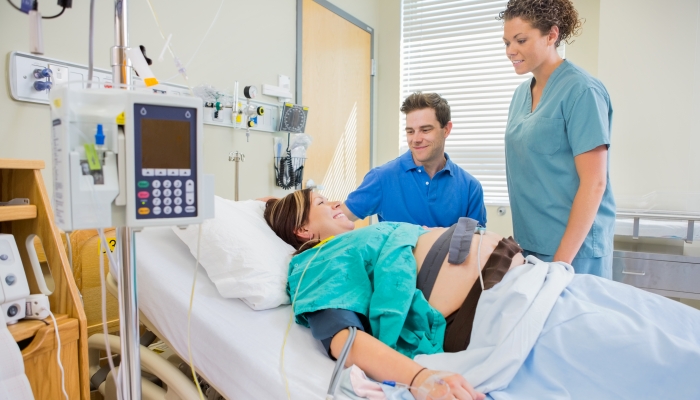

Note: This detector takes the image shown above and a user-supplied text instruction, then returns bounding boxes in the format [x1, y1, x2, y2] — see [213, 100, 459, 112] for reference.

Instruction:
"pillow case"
[172, 196, 294, 310]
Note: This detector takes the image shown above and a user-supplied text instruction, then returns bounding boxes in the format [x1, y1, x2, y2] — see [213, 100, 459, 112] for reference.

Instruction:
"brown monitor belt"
[442, 236, 522, 353]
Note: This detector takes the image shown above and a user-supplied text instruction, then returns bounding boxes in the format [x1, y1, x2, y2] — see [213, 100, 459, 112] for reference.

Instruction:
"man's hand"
[411, 370, 485, 400]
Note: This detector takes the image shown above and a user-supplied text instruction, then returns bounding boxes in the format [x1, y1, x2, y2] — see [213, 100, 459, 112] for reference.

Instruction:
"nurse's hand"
[411, 370, 485, 400]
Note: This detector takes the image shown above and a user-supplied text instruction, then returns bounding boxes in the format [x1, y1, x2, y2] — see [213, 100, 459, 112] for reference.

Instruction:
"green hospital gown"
[288, 222, 446, 358]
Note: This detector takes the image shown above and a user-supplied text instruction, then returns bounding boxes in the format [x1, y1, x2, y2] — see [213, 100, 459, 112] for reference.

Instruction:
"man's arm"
[344, 169, 383, 221]
[466, 182, 487, 227]
[339, 203, 359, 222]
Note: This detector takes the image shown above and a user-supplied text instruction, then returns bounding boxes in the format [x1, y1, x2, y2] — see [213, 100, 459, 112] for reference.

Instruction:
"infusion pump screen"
[141, 119, 191, 169]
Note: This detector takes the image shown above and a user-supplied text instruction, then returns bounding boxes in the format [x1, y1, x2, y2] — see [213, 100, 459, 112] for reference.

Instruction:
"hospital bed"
[98, 226, 337, 399]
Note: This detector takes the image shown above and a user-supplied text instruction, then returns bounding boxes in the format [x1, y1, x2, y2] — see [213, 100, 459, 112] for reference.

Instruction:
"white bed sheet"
[615, 218, 699, 240]
[135, 227, 336, 399]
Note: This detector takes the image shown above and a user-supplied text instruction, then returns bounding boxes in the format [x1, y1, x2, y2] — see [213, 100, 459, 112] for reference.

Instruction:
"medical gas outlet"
[32, 67, 53, 92]
[241, 85, 264, 141]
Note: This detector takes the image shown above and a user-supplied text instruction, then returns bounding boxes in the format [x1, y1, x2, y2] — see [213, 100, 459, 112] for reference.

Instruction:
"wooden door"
[301, 0, 372, 227]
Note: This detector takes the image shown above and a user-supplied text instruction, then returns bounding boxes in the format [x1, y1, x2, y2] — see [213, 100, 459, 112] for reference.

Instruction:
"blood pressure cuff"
[306, 309, 367, 360]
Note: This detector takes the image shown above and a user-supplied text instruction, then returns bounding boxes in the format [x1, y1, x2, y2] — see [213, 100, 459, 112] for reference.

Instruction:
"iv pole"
[112, 1, 141, 399]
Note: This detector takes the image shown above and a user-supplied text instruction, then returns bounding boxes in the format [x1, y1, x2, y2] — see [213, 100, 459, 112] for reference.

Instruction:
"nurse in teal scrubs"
[499, 0, 616, 278]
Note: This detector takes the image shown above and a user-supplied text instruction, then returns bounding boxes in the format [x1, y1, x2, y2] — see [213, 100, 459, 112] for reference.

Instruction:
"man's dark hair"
[400, 92, 451, 128]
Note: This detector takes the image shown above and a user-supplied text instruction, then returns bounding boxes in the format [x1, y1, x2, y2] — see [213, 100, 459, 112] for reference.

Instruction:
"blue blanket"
[411, 257, 700, 398]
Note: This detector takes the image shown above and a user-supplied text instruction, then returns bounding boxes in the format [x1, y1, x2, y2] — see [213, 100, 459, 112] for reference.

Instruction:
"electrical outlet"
[49, 64, 69, 85]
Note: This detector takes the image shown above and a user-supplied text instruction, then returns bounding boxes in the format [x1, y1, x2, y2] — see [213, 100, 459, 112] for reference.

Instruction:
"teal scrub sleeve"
[565, 87, 612, 157]
[345, 169, 383, 220]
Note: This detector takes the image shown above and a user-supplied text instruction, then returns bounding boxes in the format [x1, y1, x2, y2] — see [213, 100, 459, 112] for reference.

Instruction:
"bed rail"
[616, 210, 700, 243]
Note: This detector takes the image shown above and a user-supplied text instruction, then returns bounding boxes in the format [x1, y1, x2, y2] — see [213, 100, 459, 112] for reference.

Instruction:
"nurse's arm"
[552, 145, 608, 264]
[339, 203, 360, 222]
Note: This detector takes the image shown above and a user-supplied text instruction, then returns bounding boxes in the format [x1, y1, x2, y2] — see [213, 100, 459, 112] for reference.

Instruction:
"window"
[401, 0, 538, 205]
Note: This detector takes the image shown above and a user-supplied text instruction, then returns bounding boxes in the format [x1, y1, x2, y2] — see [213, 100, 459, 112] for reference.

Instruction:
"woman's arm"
[330, 329, 484, 400]
[553, 145, 608, 263]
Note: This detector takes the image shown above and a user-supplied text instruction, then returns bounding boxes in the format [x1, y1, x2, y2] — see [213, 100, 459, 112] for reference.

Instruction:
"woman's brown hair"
[497, 0, 583, 47]
[264, 189, 320, 254]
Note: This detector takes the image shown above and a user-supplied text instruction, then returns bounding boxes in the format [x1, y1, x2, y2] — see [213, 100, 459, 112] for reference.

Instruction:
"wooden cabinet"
[1, 158, 89, 399]
[9, 314, 81, 398]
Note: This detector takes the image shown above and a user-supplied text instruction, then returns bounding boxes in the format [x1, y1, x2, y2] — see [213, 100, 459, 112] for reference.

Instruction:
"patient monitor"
[0, 234, 30, 325]
[49, 87, 214, 231]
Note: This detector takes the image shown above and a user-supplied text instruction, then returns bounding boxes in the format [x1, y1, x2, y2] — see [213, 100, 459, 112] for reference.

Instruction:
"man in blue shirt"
[339, 92, 487, 227]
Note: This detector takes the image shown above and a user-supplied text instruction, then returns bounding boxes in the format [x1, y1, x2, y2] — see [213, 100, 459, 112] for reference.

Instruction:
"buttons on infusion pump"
[138, 174, 195, 219]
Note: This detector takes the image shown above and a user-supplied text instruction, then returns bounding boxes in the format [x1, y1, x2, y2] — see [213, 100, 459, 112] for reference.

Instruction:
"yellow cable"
[280, 236, 334, 400]
[187, 224, 206, 400]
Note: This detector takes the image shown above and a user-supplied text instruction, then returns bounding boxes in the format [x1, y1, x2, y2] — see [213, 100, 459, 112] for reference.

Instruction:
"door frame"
[296, 0, 376, 168]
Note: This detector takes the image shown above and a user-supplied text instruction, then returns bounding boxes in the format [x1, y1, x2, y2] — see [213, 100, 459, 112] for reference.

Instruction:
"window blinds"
[401, 0, 532, 205]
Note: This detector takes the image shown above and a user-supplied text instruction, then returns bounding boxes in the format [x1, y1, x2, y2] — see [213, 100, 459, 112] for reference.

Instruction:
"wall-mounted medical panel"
[8, 51, 281, 133]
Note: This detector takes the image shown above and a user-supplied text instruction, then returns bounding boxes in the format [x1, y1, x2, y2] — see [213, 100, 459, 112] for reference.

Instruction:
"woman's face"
[503, 17, 559, 76]
[296, 192, 355, 241]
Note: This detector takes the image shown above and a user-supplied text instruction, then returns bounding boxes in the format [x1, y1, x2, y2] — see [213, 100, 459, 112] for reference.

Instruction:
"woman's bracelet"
[410, 367, 428, 387]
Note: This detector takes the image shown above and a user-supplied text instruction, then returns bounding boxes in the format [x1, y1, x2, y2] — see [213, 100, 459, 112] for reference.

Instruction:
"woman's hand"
[256, 196, 278, 202]
[411, 369, 485, 400]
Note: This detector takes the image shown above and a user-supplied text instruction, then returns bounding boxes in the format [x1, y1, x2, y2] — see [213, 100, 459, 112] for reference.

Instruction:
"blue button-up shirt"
[505, 60, 616, 258]
[345, 151, 486, 227]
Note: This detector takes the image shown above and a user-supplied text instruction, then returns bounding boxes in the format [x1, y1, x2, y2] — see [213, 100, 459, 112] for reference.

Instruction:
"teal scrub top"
[288, 222, 446, 358]
[505, 60, 616, 258]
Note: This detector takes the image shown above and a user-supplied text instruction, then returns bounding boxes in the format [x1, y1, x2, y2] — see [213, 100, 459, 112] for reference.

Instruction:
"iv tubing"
[281, 238, 328, 400]
[476, 228, 485, 290]
[186, 224, 206, 400]
[326, 326, 357, 399]
[97, 228, 122, 400]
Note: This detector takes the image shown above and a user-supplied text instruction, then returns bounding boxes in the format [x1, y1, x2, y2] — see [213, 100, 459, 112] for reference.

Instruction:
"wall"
[0, 0, 395, 201]
[599, 0, 700, 208]
[0, 0, 297, 201]
[327, 0, 402, 166]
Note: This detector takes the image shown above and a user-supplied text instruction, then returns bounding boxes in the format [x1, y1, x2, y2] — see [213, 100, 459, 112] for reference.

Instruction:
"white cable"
[182, 0, 224, 68]
[87, 0, 95, 88]
[97, 228, 122, 400]
[187, 224, 206, 400]
[150, 0, 225, 84]
[88, 178, 122, 400]
[476, 230, 485, 290]
[46, 310, 69, 400]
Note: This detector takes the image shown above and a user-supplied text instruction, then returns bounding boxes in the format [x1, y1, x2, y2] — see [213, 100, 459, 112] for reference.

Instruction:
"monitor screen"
[140, 119, 191, 169]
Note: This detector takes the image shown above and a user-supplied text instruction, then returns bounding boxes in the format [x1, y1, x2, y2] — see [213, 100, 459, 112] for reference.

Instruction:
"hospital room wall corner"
[0, 0, 398, 201]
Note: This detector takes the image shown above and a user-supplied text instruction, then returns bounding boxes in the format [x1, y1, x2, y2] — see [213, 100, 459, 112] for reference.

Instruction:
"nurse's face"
[405, 108, 452, 165]
[503, 17, 560, 76]
[296, 192, 354, 241]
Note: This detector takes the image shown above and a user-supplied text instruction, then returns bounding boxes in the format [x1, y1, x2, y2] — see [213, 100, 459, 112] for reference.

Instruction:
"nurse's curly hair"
[264, 189, 320, 254]
[497, 0, 583, 47]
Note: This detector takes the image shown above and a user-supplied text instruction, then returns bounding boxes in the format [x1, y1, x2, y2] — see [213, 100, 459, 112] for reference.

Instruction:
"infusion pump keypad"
[136, 172, 197, 219]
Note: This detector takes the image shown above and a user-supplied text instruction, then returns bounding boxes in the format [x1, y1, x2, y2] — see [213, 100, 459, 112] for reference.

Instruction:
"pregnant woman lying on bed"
[264, 189, 700, 400]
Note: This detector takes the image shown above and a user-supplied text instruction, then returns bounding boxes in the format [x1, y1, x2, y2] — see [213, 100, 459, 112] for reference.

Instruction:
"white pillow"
[172, 196, 294, 310]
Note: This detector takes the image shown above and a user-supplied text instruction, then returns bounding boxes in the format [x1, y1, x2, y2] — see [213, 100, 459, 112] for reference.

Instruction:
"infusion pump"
[49, 87, 214, 231]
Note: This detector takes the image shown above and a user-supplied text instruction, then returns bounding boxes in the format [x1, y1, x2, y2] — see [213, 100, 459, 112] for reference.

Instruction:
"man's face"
[405, 108, 451, 165]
